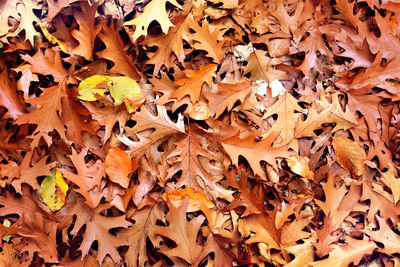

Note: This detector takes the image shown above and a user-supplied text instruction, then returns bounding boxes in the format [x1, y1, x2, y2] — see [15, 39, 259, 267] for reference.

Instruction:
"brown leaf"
[222, 132, 293, 177]
[332, 136, 366, 176]
[154, 198, 205, 265]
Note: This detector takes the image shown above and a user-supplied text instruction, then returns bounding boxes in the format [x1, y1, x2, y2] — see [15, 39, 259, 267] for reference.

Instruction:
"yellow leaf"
[77, 75, 108, 101]
[162, 187, 215, 212]
[40, 23, 68, 53]
[107, 76, 142, 103]
[123, 0, 182, 42]
[287, 155, 314, 180]
[40, 169, 69, 212]
[332, 137, 366, 176]
[188, 103, 210, 120]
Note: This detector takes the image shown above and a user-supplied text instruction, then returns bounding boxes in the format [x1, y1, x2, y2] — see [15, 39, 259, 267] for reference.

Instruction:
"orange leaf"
[162, 187, 215, 212]
[188, 103, 210, 120]
[105, 147, 132, 188]
[332, 137, 366, 176]
[287, 155, 314, 180]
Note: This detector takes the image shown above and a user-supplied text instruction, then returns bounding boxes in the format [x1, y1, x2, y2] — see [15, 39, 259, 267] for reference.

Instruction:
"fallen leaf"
[332, 136, 366, 176]
[162, 187, 215, 212]
[105, 147, 132, 188]
[286, 155, 314, 180]
[40, 169, 69, 211]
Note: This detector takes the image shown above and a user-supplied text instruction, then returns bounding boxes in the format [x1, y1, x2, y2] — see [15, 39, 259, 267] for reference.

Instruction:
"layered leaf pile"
[0, 0, 400, 266]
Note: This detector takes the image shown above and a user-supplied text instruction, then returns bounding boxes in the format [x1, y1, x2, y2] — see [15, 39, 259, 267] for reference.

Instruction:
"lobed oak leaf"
[365, 216, 400, 255]
[15, 83, 67, 143]
[244, 50, 288, 82]
[310, 236, 376, 267]
[70, 1, 99, 60]
[190, 20, 225, 63]
[105, 147, 132, 188]
[0, 1, 18, 37]
[205, 80, 253, 118]
[332, 136, 366, 176]
[118, 202, 164, 267]
[60, 148, 104, 208]
[238, 214, 280, 250]
[166, 135, 234, 202]
[154, 198, 206, 265]
[16, 212, 59, 263]
[222, 131, 293, 177]
[361, 182, 400, 224]
[70, 201, 132, 264]
[11, 150, 56, 193]
[120, 105, 185, 171]
[46, 0, 82, 21]
[96, 21, 141, 80]
[261, 92, 306, 147]
[141, 13, 192, 76]
[380, 164, 400, 204]
[82, 98, 129, 142]
[20, 48, 67, 83]
[124, 0, 182, 42]
[295, 93, 358, 138]
[172, 64, 217, 103]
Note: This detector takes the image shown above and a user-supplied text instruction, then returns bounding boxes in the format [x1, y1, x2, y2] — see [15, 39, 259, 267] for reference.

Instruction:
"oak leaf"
[222, 132, 293, 177]
[332, 136, 366, 176]
[154, 198, 205, 265]
[172, 64, 217, 103]
[142, 14, 192, 75]
[295, 93, 358, 138]
[0, 67, 26, 119]
[380, 164, 400, 204]
[310, 236, 376, 267]
[365, 216, 400, 255]
[166, 135, 234, 201]
[96, 21, 141, 80]
[261, 92, 306, 147]
[205, 80, 253, 118]
[244, 50, 288, 82]
[124, 0, 182, 42]
[60, 148, 104, 208]
[70, 201, 132, 264]
[118, 202, 164, 267]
